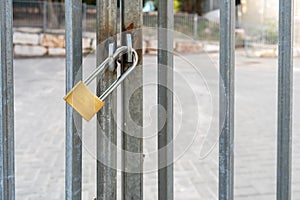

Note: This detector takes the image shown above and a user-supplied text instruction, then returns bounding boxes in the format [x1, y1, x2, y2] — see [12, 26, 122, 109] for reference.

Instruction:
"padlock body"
[64, 81, 104, 121]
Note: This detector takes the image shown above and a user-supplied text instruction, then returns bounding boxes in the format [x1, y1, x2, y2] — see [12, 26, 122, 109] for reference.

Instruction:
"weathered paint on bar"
[65, 0, 82, 199]
[219, 0, 235, 199]
[96, 0, 118, 199]
[0, 0, 15, 199]
[277, 0, 294, 199]
[157, 0, 174, 199]
[120, 0, 143, 199]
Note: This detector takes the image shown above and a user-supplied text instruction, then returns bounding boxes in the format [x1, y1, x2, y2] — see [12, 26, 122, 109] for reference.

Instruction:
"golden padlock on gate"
[64, 46, 138, 121]
[64, 81, 104, 121]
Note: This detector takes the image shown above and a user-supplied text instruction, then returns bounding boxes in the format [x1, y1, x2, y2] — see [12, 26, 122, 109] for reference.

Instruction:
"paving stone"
[13, 52, 300, 199]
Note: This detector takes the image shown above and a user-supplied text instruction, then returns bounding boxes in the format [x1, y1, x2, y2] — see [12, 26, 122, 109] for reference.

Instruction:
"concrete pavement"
[14, 50, 300, 199]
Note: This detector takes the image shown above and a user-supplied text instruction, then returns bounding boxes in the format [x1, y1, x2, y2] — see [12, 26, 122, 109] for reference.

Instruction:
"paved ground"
[14, 50, 300, 199]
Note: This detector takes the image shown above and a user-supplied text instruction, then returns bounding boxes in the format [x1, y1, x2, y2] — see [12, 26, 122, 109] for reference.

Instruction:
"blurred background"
[11, 0, 300, 199]
[12, 0, 300, 57]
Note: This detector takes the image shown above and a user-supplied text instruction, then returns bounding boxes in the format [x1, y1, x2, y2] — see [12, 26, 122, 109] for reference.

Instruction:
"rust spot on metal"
[126, 23, 135, 31]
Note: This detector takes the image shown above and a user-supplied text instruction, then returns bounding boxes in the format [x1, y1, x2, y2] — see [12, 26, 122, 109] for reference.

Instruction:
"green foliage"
[174, 0, 181, 12]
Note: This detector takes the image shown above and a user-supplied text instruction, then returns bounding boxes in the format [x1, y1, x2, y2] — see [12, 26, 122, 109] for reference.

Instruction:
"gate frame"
[0, 0, 295, 199]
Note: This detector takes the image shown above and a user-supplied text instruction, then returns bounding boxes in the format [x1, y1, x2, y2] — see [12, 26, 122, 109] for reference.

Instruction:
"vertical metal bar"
[43, 1, 47, 33]
[120, 0, 143, 199]
[65, 0, 82, 199]
[219, 0, 235, 200]
[0, 0, 15, 199]
[96, 0, 117, 199]
[158, 0, 174, 199]
[277, 0, 294, 199]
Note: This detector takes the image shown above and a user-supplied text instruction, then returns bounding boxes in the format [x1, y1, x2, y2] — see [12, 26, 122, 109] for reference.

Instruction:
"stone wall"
[13, 28, 95, 57]
[13, 28, 208, 57]
[13, 27, 247, 57]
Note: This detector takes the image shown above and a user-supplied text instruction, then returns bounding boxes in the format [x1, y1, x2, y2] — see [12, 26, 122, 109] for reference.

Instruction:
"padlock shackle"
[99, 49, 138, 101]
[84, 46, 128, 86]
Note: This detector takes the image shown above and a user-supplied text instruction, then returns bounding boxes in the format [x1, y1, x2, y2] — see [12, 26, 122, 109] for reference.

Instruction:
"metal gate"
[0, 0, 294, 199]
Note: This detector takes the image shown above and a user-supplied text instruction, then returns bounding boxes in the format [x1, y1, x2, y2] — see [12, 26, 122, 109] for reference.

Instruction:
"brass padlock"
[64, 81, 104, 121]
[64, 48, 138, 121]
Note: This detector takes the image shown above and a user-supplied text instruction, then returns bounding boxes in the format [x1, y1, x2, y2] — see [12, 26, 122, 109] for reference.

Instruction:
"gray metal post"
[65, 0, 82, 199]
[158, 0, 174, 199]
[219, 0, 235, 200]
[96, 0, 118, 199]
[120, 0, 143, 199]
[277, 0, 294, 199]
[43, 1, 47, 33]
[0, 0, 15, 199]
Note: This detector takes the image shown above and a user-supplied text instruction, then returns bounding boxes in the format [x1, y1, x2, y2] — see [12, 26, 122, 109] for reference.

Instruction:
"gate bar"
[96, 0, 118, 199]
[120, 0, 143, 199]
[157, 0, 174, 199]
[0, 0, 15, 199]
[65, 0, 82, 199]
[277, 0, 294, 199]
[219, 0, 235, 200]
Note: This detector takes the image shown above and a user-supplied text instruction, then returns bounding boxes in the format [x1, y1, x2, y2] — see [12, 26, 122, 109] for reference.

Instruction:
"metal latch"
[63, 34, 137, 121]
